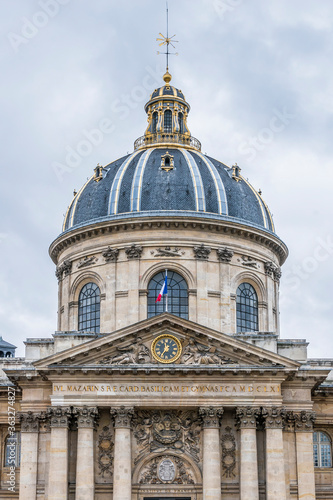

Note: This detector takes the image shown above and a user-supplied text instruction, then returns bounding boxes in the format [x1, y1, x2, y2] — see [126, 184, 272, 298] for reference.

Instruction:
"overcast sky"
[1, 0, 333, 357]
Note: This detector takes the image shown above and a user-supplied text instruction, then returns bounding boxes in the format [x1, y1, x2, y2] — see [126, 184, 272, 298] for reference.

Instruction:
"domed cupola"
[134, 71, 201, 151]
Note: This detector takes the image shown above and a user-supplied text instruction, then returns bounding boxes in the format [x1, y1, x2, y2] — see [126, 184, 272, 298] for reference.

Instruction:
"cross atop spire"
[156, 2, 178, 83]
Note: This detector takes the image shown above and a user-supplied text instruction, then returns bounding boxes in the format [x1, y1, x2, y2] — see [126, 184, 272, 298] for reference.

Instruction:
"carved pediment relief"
[34, 313, 300, 372]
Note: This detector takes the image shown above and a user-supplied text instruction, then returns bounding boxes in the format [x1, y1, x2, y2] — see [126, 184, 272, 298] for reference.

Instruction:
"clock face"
[151, 334, 182, 364]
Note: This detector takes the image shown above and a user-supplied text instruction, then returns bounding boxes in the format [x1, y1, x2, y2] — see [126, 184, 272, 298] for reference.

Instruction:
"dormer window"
[164, 109, 172, 133]
[161, 152, 174, 172]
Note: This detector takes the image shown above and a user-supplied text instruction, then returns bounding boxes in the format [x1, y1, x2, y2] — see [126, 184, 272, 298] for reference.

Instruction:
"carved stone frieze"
[236, 407, 260, 429]
[262, 407, 285, 429]
[47, 407, 72, 428]
[216, 247, 234, 263]
[103, 246, 119, 262]
[153, 247, 183, 257]
[264, 261, 282, 282]
[111, 406, 134, 428]
[133, 410, 201, 464]
[55, 259, 72, 281]
[74, 406, 99, 429]
[193, 244, 211, 260]
[139, 456, 194, 485]
[199, 407, 223, 428]
[241, 255, 258, 268]
[180, 339, 236, 365]
[125, 244, 143, 259]
[77, 256, 97, 268]
[221, 426, 236, 478]
[98, 337, 151, 365]
[294, 411, 316, 432]
[20, 411, 40, 433]
[97, 425, 114, 478]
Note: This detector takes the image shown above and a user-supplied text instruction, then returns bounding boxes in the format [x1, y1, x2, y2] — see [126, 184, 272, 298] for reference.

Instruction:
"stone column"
[236, 407, 260, 500]
[48, 407, 72, 500]
[19, 412, 40, 500]
[111, 406, 134, 500]
[262, 407, 286, 500]
[294, 411, 316, 500]
[199, 407, 224, 500]
[74, 407, 99, 500]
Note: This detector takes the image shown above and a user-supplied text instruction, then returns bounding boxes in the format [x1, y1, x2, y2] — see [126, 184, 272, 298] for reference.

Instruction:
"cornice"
[49, 214, 288, 265]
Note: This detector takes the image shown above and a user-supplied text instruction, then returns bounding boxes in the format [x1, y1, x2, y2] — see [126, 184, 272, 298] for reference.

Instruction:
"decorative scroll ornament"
[139, 456, 194, 484]
[98, 337, 151, 365]
[125, 244, 143, 259]
[221, 426, 236, 478]
[20, 411, 40, 433]
[55, 259, 72, 281]
[193, 244, 211, 260]
[264, 261, 282, 282]
[216, 247, 234, 263]
[180, 339, 235, 365]
[97, 426, 114, 478]
[153, 247, 183, 257]
[133, 410, 201, 464]
[236, 407, 260, 429]
[262, 407, 286, 429]
[199, 407, 223, 428]
[241, 255, 258, 268]
[77, 256, 97, 269]
[102, 247, 119, 262]
[73, 406, 99, 429]
[111, 406, 134, 428]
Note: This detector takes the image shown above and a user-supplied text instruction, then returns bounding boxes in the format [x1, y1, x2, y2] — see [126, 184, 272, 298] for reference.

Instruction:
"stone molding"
[199, 406, 223, 428]
[235, 406, 260, 429]
[74, 406, 99, 429]
[262, 407, 286, 429]
[20, 411, 40, 433]
[48, 407, 72, 428]
[111, 406, 134, 428]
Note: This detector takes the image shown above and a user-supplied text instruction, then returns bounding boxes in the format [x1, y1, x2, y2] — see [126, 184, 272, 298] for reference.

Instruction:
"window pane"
[78, 283, 100, 333]
[147, 271, 188, 319]
[236, 283, 258, 333]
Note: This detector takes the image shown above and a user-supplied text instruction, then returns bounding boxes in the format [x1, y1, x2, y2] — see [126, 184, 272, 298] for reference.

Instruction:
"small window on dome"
[161, 152, 174, 172]
[152, 112, 158, 134]
[164, 110, 172, 133]
[178, 112, 184, 134]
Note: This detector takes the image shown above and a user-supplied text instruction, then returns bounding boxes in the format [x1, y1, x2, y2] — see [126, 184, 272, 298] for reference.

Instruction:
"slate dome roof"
[62, 147, 274, 234]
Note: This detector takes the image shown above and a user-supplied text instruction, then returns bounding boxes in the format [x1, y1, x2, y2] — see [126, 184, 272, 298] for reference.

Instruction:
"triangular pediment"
[34, 314, 300, 373]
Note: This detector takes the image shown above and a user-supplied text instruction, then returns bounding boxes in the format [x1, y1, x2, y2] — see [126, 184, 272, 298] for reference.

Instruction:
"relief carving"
[133, 410, 201, 464]
[77, 256, 97, 268]
[236, 407, 260, 429]
[138, 456, 194, 485]
[199, 407, 223, 428]
[103, 247, 119, 262]
[55, 260, 72, 281]
[241, 255, 258, 268]
[153, 247, 183, 257]
[216, 247, 234, 263]
[264, 261, 282, 282]
[193, 244, 211, 260]
[97, 425, 114, 478]
[20, 411, 40, 433]
[47, 407, 72, 428]
[294, 411, 316, 432]
[221, 426, 236, 478]
[98, 337, 151, 365]
[181, 339, 236, 365]
[262, 406, 286, 429]
[73, 406, 99, 429]
[125, 244, 143, 259]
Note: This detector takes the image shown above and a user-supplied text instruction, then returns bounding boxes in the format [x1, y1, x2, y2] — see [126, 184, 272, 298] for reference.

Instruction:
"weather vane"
[156, 2, 178, 74]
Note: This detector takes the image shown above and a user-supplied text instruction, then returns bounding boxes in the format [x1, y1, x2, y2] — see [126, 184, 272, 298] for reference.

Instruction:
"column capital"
[111, 406, 134, 428]
[294, 411, 316, 432]
[262, 406, 286, 429]
[236, 406, 260, 429]
[74, 406, 99, 429]
[48, 406, 72, 428]
[19, 411, 41, 433]
[199, 406, 223, 428]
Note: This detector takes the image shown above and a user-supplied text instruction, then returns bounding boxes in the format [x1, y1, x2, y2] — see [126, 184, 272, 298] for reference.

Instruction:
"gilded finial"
[163, 70, 172, 84]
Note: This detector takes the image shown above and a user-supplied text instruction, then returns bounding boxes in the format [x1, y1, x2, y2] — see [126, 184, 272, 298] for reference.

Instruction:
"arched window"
[147, 271, 188, 319]
[78, 282, 100, 333]
[178, 112, 184, 134]
[0, 351, 4, 358]
[236, 283, 258, 332]
[152, 111, 158, 133]
[4, 432, 21, 467]
[164, 110, 172, 133]
[314, 431, 332, 467]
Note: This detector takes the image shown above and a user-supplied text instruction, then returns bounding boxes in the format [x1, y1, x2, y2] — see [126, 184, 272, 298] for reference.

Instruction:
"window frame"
[78, 282, 101, 333]
[236, 282, 259, 333]
[4, 432, 21, 468]
[313, 430, 332, 468]
[147, 270, 189, 320]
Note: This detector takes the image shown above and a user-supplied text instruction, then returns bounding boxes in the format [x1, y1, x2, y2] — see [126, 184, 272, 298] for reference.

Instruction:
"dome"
[62, 148, 274, 233]
[62, 73, 275, 235]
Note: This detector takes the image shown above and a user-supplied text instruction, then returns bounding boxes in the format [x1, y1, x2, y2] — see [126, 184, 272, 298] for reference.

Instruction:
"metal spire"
[156, 2, 178, 74]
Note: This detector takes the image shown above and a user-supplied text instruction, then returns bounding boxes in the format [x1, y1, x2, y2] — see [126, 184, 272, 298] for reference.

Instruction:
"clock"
[151, 334, 182, 364]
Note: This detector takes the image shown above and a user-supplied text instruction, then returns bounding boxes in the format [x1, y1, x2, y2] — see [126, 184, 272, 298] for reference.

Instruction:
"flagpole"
[165, 268, 168, 313]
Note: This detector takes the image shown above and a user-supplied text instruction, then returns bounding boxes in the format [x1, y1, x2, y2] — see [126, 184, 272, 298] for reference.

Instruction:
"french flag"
[156, 274, 168, 302]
